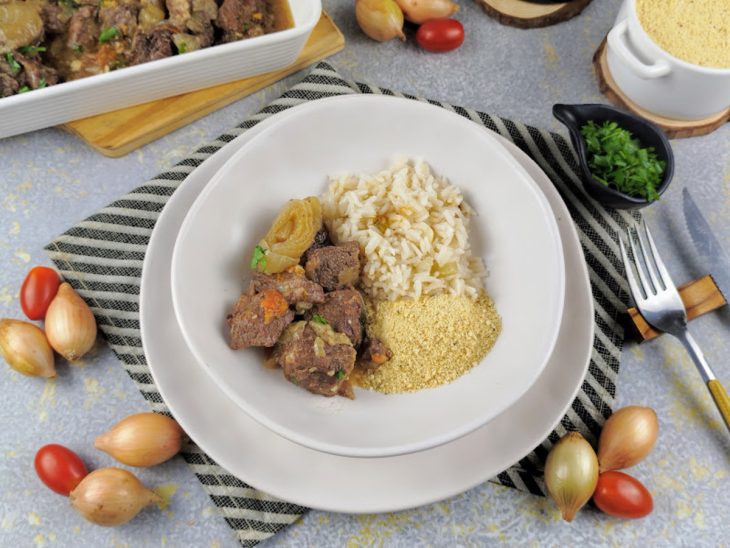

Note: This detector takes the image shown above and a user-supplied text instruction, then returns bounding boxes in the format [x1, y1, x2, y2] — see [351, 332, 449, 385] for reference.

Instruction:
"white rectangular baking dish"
[0, 0, 321, 139]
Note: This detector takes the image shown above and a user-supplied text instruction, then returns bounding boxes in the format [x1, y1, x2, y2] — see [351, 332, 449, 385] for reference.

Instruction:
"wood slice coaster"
[62, 12, 345, 157]
[475, 0, 592, 29]
[593, 38, 730, 139]
[628, 275, 727, 342]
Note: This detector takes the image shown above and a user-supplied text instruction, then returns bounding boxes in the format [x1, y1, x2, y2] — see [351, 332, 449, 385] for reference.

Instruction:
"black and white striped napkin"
[45, 62, 637, 546]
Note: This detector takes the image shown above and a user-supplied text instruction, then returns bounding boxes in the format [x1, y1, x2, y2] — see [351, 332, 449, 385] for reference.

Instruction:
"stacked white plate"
[140, 95, 594, 512]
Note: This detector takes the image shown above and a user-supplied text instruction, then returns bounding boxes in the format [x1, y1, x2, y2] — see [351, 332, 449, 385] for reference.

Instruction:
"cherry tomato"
[34, 444, 89, 496]
[20, 266, 61, 320]
[416, 19, 464, 53]
[592, 471, 653, 519]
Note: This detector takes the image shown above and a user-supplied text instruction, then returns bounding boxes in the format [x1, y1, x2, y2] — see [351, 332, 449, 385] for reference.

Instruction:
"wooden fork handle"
[708, 379, 730, 433]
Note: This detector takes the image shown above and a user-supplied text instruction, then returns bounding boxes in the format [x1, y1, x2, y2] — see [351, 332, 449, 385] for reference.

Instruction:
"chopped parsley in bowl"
[553, 103, 674, 210]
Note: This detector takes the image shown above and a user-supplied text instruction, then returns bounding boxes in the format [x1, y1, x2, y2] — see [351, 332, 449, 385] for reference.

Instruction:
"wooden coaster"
[62, 12, 345, 157]
[593, 38, 730, 139]
[628, 275, 727, 342]
[475, 0, 592, 29]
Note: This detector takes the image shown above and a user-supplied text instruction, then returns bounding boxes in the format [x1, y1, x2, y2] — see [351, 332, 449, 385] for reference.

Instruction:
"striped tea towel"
[45, 61, 638, 546]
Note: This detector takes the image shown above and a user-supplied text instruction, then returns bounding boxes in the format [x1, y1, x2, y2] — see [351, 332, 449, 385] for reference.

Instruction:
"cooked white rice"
[321, 157, 485, 301]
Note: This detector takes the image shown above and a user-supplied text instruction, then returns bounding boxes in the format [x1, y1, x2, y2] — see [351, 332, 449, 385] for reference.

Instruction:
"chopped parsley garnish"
[17, 86, 31, 94]
[311, 314, 329, 326]
[38, 78, 46, 89]
[250, 245, 267, 270]
[99, 26, 120, 44]
[18, 45, 47, 55]
[177, 42, 188, 54]
[335, 370, 345, 380]
[5, 52, 20, 75]
[580, 120, 665, 202]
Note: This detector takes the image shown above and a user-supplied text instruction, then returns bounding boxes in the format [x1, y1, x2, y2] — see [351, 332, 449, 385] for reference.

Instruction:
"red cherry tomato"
[592, 471, 653, 519]
[416, 19, 465, 53]
[20, 266, 61, 320]
[34, 444, 89, 496]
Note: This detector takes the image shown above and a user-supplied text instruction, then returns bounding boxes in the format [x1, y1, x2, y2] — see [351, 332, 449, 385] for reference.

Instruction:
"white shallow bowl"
[171, 94, 565, 458]
[0, 0, 320, 139]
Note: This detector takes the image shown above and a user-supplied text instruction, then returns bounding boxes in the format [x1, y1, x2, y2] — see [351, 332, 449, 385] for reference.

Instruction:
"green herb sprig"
[250, 245, 267, 270]
[311, 314, 329, 326]
[5, 52, 21, 75]
[99, 26, 120, 43]
[580, 120, 666, 202]
[18, 45, 47, 55]
[335, 370, 345, 380]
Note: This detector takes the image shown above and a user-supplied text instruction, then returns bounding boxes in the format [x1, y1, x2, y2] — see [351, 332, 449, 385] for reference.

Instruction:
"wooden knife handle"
[708, 379, 730, 433]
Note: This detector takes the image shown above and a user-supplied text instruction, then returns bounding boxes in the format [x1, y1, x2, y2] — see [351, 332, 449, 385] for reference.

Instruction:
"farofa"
[353, 293, 502, 394]
[636, 0, 730, 68]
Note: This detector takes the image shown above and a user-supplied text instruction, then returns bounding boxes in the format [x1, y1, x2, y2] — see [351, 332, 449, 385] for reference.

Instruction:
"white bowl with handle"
[606, 0, 730, 121]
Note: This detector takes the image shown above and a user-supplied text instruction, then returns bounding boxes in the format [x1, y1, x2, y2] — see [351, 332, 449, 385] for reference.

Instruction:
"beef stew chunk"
[251, 270, 324, 310]
[304, 241, 362, 292]
[274, 321, 356, 398]
[227, 285, 294, 350]
[305, 289, 364, 347]
[358, 336, 393, 370]
[301, 226, 332, 264]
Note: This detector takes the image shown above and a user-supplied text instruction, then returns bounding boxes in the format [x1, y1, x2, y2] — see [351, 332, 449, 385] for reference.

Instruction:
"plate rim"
[168, 94, 567, 458]
[140, 103, 593, 513]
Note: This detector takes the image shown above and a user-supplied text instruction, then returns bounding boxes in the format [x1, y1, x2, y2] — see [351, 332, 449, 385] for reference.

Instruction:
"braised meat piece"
[217, 0, 276, 42]
[358, 337, 393, 370]
[301, 226, 332, 265]
[99, 1, 140, 39]
[227, 286, 294, 350]
[251, 271, 324, 310]
[16, 52, 59, 89]
[304, 242, 361, 292]
[66, 6, 100, 52]
[0, 74, 19, 97]
[273, 321, 356, 399]
[131, 24, 176, 65]
[41, 3, 72, 35]
[305, 289, 363, 347]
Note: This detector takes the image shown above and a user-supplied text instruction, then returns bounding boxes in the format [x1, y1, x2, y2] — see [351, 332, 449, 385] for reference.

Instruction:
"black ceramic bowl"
[552, 103, 674, 210]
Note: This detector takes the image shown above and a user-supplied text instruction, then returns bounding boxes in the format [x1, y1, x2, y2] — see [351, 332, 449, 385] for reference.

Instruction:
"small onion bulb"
[70, 467, 162, 527]
[95, 412, 184, 467]
[544, 432, 599, 522]
[45, 283, 97, 362]
[0, 319, 55, 377]
[356, 0, 406, 42]
[598, 406, 658, 472]
[394, 0, 459, 24]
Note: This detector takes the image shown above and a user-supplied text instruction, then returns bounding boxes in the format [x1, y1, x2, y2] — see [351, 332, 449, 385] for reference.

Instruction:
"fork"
[619, 220, 730, 433]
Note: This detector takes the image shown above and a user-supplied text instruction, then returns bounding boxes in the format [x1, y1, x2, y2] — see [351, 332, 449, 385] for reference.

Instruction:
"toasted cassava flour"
[636, 0, 730, 68]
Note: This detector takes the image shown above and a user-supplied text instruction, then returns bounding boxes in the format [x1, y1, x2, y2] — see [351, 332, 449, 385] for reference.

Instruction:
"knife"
[682, 188, 730, 299]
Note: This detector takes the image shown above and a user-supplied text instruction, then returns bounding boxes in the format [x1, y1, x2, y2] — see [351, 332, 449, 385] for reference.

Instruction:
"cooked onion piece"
[254, 197, 322, 274]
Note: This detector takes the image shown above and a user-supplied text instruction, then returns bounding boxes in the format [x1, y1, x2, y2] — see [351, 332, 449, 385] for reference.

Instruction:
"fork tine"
[627, 227, 654, 296]
[619, 236, 646, 303]
[642, 219, 676, 291]
[634, 224, 663, 293]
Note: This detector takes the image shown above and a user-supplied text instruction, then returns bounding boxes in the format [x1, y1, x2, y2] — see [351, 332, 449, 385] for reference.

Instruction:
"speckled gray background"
[1, 0, 729, 546]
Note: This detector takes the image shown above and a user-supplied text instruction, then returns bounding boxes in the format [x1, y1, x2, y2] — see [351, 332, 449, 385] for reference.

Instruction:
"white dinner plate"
[170, 95, 566, 458]
[141, 104, 594, 513]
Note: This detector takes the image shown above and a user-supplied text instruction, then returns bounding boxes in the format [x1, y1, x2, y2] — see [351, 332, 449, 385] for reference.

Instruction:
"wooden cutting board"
[62, 12, 345, 157]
